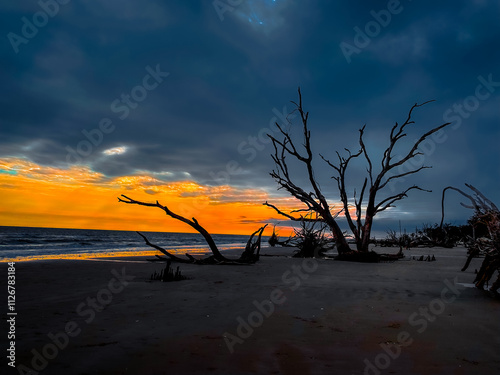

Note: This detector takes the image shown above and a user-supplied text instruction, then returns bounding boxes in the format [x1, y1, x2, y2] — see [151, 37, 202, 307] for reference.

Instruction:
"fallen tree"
[118, 195, 267, 265]
[441, 184, 500, 293]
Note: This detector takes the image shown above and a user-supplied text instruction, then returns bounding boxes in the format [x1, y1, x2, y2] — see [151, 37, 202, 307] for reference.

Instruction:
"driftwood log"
[119, 195, 267, 265]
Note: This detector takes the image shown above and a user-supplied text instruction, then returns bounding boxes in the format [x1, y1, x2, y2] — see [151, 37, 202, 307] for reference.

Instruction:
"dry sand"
[2, 246, 500, 375]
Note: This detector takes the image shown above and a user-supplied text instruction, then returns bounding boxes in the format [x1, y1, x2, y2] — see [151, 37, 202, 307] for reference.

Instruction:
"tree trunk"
[332, 224, 351, 254]
[358, 201, 375, 252]
[324, 215, 350, 254]
[359, 218, 373, 252]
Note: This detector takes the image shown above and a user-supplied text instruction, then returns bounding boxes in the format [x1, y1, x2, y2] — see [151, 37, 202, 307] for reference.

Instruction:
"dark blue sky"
[1, 0, 499, 232]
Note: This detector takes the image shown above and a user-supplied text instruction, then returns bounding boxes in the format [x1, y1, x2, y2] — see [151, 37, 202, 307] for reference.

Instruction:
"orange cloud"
[0, 158, 304, 236]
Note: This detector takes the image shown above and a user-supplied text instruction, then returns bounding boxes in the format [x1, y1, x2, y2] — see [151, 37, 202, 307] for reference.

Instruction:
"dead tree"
[265, 88, 450, 254]
[441, 184, 500, 293]
[118, 195, 267, 265]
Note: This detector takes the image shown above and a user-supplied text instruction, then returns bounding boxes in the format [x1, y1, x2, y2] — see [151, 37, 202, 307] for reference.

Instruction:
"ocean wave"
[0, 226, 253, 260]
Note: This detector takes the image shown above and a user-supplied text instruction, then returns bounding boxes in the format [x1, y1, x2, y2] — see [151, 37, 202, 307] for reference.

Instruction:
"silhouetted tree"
[265, 88, 450, 256]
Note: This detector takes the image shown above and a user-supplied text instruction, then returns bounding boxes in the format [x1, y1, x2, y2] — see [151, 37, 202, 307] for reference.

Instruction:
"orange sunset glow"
[0, 157, 306, 236]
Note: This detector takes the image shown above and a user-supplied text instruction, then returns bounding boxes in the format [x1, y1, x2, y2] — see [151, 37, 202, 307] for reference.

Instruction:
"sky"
[0, 0, 499, 237]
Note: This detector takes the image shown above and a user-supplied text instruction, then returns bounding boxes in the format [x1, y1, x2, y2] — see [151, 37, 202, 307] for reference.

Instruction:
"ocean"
[0, 226, 261, 261]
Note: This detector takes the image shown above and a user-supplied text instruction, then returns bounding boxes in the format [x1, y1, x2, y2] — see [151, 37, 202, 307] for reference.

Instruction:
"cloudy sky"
[1, 0, 499, 236]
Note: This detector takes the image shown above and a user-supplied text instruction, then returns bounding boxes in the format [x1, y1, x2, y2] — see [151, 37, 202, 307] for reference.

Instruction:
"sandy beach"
[3, 246, 500, 375]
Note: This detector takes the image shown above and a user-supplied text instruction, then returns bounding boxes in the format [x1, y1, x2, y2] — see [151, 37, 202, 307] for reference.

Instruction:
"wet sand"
[2, 246, 500, 374]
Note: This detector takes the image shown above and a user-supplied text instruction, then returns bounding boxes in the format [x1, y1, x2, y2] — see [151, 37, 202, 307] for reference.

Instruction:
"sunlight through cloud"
[103, 146, 128, 156]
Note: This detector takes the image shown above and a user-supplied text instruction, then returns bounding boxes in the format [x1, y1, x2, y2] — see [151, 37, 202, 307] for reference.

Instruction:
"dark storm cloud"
[1, 0, 499, 229]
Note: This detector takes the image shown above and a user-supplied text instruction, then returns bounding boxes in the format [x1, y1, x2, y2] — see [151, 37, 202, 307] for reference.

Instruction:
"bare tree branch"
[440, 184, 499, 228]
[119, 195, 267, 264]
[375, 186, 431, 213]
[136, 231, 188, 262]
[119, 194, 228, 262]
[378, 165, 431, 191]
[263, 201, 323, 222]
